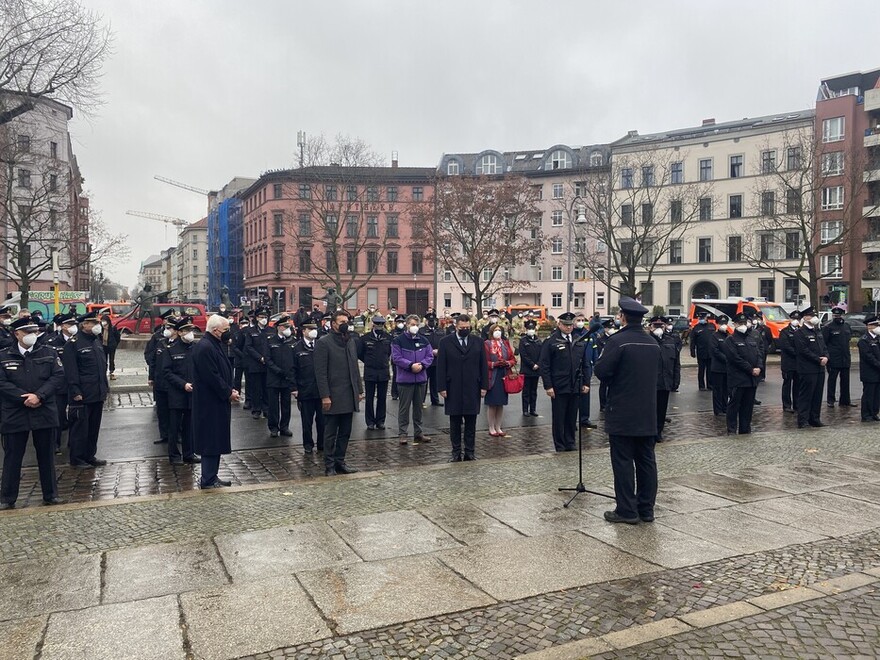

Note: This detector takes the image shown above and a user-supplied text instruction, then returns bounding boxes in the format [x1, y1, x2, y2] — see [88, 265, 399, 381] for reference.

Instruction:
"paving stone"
[418, 504, 524, 546]
[103, 539, 228, 603]
[0, 615, 45, 660]
[826, 482, 880, 505]
[715, 464, 844, 494]
[517, 635, 613, 659]
[298, 554, 495, 635]
[438, 530, 659, 601]
[180, 575, 330, 660]
[678, 601, 764, 628]
[732, 493, 880, 538]
[810, 572, 877, 595]
[0, 553, 100, 621]
[214, 522, 361, 581]
[328, 510, 461, 561]
[601, 617, 693, 649]
[473, 493, 595, 537]
[650, 483, 737, 515]
[748, 586, 825, 610]
[668, 473, 790, 502]
[41, 596, 183, 660]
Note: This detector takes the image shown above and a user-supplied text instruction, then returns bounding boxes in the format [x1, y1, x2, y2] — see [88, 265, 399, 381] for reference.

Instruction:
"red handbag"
[503, 370, 525, 394]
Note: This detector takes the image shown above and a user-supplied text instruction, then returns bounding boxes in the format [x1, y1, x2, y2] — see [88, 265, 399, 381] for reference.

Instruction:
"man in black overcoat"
[708, 316, 730, 416]
[794, 306, 829, 428]
[858, 315, 880, 421]
[192, 314, 240, 488]
[292, 323, 324, 454]
[160, 316, 201, 465]
[244, 307, 271, 419]
[264, 315, 296, 438]
[357, 314, 392, 430]
[516, 319, 542, 417]
[45, 313, 78, 453]
[776, 312, 800, 413]
[822, 306, 854, 407]
[723, 313, 761, 435]
[435, 314, 488, 462]
[649, 316, 676, 441]
[689, 312, 714, 390]
[594, 297, 660, 525]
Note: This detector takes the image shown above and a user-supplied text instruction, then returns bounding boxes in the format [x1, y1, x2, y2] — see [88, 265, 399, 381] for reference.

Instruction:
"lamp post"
[565, 203, 587, 313]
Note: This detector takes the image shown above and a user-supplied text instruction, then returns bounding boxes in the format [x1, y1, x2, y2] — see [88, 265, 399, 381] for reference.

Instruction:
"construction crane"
[154, 175, 210, 196]
[125, 210, 191, 241]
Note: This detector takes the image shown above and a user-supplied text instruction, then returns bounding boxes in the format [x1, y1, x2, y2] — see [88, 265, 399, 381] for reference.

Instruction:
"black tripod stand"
[559, 370, 615, 508]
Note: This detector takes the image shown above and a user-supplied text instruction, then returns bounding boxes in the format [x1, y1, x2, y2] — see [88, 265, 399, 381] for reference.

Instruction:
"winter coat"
[435, 333, 488, 416]
[191, 333, 234, 456]
[314, 331, 363, 414]
[391, 332, 434, 385]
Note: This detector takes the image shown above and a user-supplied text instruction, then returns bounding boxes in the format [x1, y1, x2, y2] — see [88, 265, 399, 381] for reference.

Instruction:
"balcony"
[863, 231, 880, 252]
[866, 87, 880, 113]
[866, 203, 880, 219]
[866, 131, 880, 148]
[865, 169, 880, 183]
[863, 268, 880, 289]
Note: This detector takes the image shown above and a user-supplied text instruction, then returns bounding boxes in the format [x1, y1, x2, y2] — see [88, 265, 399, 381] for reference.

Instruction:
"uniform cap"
[800, 306, 816, 317]
[716, 314, 730, 324]
[524, 320, 537, 329]
[0, 306, 11, 315]
[159, 309, 175, 320]
[274, 315, 291, 327]
[618, 297, 649, 317]
[301, 322, 317, 329]
[10, 317, 38, 331]
[255, 307, 270, 317]
[173, 316, 195, 331]
[76, 311, 100, 323]
[394, 314, 406, 322]
[831, 307, 845, 315]
[488, 309, 500, 316]
[865, 315, 880, 326]
[557, 312, 576, 324]
[51, 313, 66, 325]
[372, 314, 386, 323]
[647, 315, 665, 325]
[788, 311, 801, 320]
[732, 312, 749, 323]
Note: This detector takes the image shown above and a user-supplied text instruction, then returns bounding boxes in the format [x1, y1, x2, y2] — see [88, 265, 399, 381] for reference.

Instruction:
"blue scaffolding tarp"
[208, 198, 243, 309]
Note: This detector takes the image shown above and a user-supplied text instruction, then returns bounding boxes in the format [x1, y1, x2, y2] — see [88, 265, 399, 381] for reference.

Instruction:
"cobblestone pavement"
[240, 530, 880, 660]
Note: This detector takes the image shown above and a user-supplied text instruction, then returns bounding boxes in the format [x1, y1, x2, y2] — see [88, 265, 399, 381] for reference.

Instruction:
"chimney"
[391, 150, 399, 168]
[702, 118, 716, 126]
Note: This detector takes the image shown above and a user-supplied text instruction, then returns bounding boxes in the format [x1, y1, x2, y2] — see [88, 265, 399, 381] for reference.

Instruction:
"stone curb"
[516, 570, 879, 659]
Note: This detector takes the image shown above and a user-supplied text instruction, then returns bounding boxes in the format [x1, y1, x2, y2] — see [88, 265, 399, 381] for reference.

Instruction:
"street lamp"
[565, 204, 588, 313]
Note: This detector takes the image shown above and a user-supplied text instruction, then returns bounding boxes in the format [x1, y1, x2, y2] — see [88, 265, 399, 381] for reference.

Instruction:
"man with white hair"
[192, 314, 240, 488]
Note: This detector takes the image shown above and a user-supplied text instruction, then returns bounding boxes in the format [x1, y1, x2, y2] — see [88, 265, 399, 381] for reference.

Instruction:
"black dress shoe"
[280, 429, 293, 437]
[0, 502, 14, 510]
[845, 403, 858, 407]
[243, 403, 252, 410]
[873, 416, 880, 421]
[827, 402, 835, 408]
[431, 402, 443, 406]
[604, 510, 639, 524]
[183, 456, 202, 464]
[43, 497, 67, 505]
[463, 455, 476, 461]
[754, 400, 761, 405]
[87, 458, 107, 467]
[269, 431, 279, 438]
[797, 423, 807, 429]
[70, 461, 92, 469]
[335, 463, 359, 474]
[214, 478, 232, 487]
[324, 468, 337, 476]
[200, 481, 226, 489]
[448, 455, 462, 462]
[809, 422, 826, 428]
[170, 457, 184, 466]
[581, 421, 598, 429]
[304, 448, 314, 455]
[639, 514, 655, 523]
[251, 413, 262, 420]
[366, 424, 376, 430]
[153, 439, 167, 444]
[376, 424, 385, 430]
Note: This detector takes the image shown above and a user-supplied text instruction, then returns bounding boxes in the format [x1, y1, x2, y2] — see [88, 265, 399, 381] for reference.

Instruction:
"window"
[728, 279, 742, 297]
[786, 188, 802, 214]
[366, 186, 379, 202]
[299, 249, 310, 272]
[346, 185, 358, 201]
[326, 250, 338, 272]
[821, 152, 844, 175]
[759, 279, 775, 300]
[274, 249, 283, 273]
[574, 265, 587, 279]
[552, 183, 564, 199]
[698, 238, 712, 263]
[49, 174, 58, 192]
[551, 237, 563, 254]
[298, 212, 311, 236]
[532, 185, 543, 200]
[386, 186, 398, 202]
[49, 209, 58, 229]
[273, 212, 283, 236]
[476, 154, 499, 175]
[367, 250, 379, 273]
[298, 183, 311, 199]
[641, 203, 653, 225]
[671, 161, 683, 184]
[729, 155, 743, 178]
[787, 147, 802, 171]
[574, 237, 586, 253]
[366, 215, 378, 237]
[17, 169, 31, 188]
[192, 249, 198, 259]
[551, 210, 564, 226]
[597, 240, 607, 253]
[412, 187, 424, 201]
[548, 150, 571, 170]
[822, 117, 845, 143]
[446, 161, 459, 175]
[699, 159, 712, 181]
[785, 232, 800, 259]
[49, 141, 58, 159]
[551, 293, 563, 308]
[699, 197, 712, 221]
[412, 251, 424, 274]
[639, 240, 655, 266]
[386, 214, 399, 238]
[551, 266, 563, 281]
[760, 234, 777, 261]
[822, 186, 844, 210]
[574, 181, 587, 197]
[670, 199, 683, 224]
[783, 278, 800, 303]
[17, 134, 30, 152]
[596, 291, 606, 307]
[530, 226, 539, 240]
[345, 251, 357, 273]
[442, 270, 453, 282]
[621, 204, 633, 225]
[640, 282, 653, 306]
[273, 183, 283, 199]
[761, 150, 777, 174]
[325, 214, 338, 235]
[729, 194, 743, 219]
[620, 241, 634, 266]
[669, 281, 683, 306]
[642, 165, 654, 186]
[589, 152, 603, 167]
[411, 215, 425, 239]
[821, 254, 843, 278]
[325, 185, 337, 201]
[761, 191, 775, 216]
[669, 239, 683, 264]
[346, 214, 358, 238]
[621, 168, 634, 188]
[481, 268, 493, 282]
[443, 293, 452, 308]
[820, 221, 841, 243]
[387, 250, 398, 273]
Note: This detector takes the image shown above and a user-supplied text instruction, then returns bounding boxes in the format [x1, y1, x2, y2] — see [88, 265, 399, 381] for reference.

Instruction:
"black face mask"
[220, 330, 231, 343]
[457, 328, 470, 338]
[834, 317, 843, 323]
[336, 323, 349, 335]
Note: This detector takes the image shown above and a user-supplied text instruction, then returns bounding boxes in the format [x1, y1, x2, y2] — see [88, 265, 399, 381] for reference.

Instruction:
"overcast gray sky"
[70, 0, 877, 289]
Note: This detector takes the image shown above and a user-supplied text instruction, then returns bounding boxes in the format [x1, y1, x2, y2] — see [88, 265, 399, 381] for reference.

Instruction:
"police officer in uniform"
[822, 307, 855, 408]
[664, 316, 683, 392]
[649, 316, 676, 441]
[573, 314, 598, 429]
[689, 312, 714, 390]
[708, 315, 730, 416]
[858, 315, 880, 422]
[421, 314, 444, 406]
[516, 319, 542, 417]
[594, 297, 660, 524]
[62, 311, 110, 468]
[0, 317, 66, 509]
[538, 312, 589, 452]
[159, 317, 201, 465]
[389, 314, 405, 400]
[292, 323, 324, 454]
[244, 307, 271, 419]
[232, 315, 250, 409]
[723, 313, 761, 435]
[358, 314, 392, 430]
[777, 311, 800, 412]
[145, 310, 176, 444]
[264, 315, 296, 438]
[0, 306, 15, 350]
[594, 319, 615, 412]
[45, 313, 78, 453]
[794, 306, 829, 428]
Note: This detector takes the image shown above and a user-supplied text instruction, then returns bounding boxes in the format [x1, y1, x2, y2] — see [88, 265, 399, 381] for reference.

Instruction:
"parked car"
[109, 303, 208, 334]
[819, 311, 867, 336]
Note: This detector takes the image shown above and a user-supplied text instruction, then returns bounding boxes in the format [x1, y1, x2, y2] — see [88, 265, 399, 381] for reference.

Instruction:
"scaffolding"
[208, 197, 243, 309]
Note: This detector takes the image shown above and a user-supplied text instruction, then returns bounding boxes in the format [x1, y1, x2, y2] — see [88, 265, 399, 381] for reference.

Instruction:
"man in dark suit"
[243, 307, 271, 419]
[435, 314, 488, 462]
[822, 306, 854, 407]
[777, 311, 800, 413]
[357, 314, 392, 430]
[689, 312, 713, 390]
[264, 315, 296, 438]
[794, 306, 829, 428]
[159, 316, 201, 465]
[594, 297, 660, 525]
[723, 312, 761, 435]
[858, 315, 880, 421]
[292, 323, 324, 454]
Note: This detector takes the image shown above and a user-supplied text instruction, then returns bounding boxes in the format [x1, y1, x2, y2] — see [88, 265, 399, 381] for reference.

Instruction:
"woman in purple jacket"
[391, 314, 434, 445]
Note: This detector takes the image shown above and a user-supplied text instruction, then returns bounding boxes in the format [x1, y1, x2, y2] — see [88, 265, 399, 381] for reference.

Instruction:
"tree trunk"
[19, 280, 29, 311]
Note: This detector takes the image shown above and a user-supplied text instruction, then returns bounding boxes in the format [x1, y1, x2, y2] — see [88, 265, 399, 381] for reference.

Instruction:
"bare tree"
[576, 149, 713, 299]
[740, 128, 876, 307]
[420, 174, 542, 317]
[0, 0, 112, 125]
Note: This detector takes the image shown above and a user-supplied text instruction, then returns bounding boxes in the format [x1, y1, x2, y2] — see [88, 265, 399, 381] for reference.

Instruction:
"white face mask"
[736, 325, 748, 334]
[258, 318, 268, 327]
[719, 324, 729, 332]
[20, 333, 37, 348]
[1, 318, 11, 326]
[163, 328, 173, 338]
[181, 331, 195, 343]
[492, 330, 503, 339]
[575, 321, 585, 329]
[789, 320, 800, 328]
[652, 328, 664, 338]
[281, 327, 292, 338]
[526, 329, 536, 337]
[408, 324, 420, 335]
[307, 329, 318, 340]
[90, 324, 103, 336]
[66, 325, 78, 336]
[607, 328, 618, 335]
[397, 323, 405, 330]
[809, 316, 820, 327]
[489, 317, 498, 323]
[872, 327, 880, 337]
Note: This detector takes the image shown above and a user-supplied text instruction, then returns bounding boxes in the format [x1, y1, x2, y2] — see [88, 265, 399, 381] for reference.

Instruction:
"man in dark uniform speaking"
[594, 297, 660, 525]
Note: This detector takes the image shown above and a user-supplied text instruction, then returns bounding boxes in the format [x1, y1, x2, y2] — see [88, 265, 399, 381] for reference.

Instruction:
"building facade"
[207, 177, 254, 309]
[176, 217, 208, 304]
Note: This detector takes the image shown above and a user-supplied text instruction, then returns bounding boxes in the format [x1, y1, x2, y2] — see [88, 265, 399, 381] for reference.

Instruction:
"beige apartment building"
[176, 217, 208, 303]
[610, 110, 815, 316]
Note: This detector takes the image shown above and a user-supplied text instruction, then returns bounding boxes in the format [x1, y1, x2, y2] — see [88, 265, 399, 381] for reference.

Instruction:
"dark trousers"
[55, 393, 68, 450]
[656, 389, 670, 437]
[709, 372, 728, 415]
[522, 377, 539, 414]
[154, 388, 170, 441]
[782, 370, 799, 410]
[450, 415, 477, 459]
[599, 381, 609, 411]
[579, 384, 592, 424]
[246, 371, 267, 414]
[391, 370, 399, 399]
[233, 366, 244, 394]
[427, 365, 440, 404]
[106, 347, 117, 374]
[323, 413, 353, 471]
[697, 358, 710, 389]
[797, 371, 825, 426]
[609, 434, 658, 520]
[267, 387, 292, 432]
[200, 454, 221, 487]
[364, 379, 388, 427]
[1, 428, 57, 504]
[727, 386, 756, 434]
[298, 398, 325, 451]
[861, 381, 880, 420]
[168, 408, 194, 459]
[68, 401, 104, 465]
[551, 393, 578, 451]
[827, 367, 851, 405]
